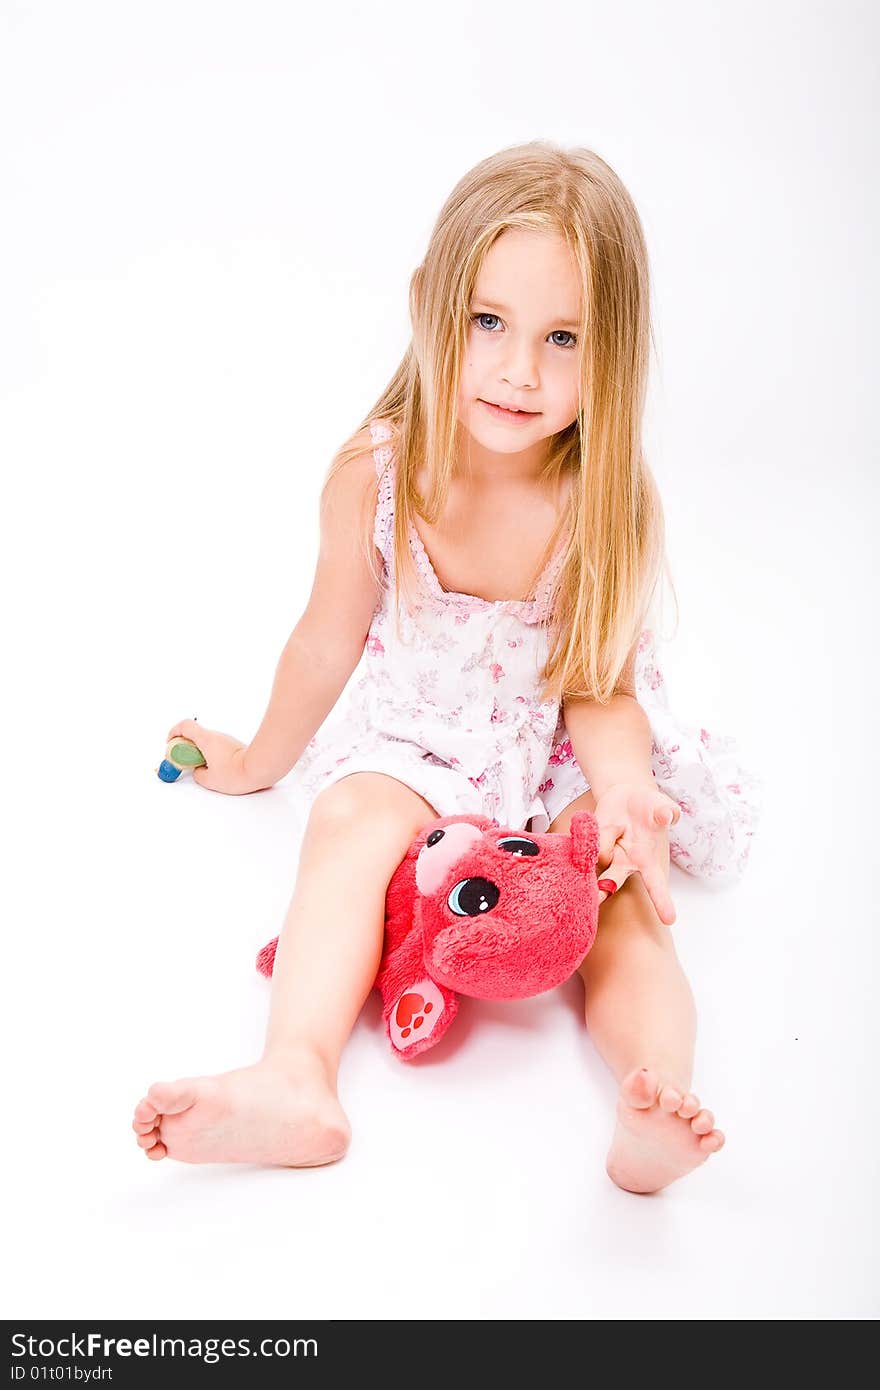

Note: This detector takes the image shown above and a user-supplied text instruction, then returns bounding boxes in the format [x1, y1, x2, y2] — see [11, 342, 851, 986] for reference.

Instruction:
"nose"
[500, 336, 539, 392]
[416, 821, 483, 895]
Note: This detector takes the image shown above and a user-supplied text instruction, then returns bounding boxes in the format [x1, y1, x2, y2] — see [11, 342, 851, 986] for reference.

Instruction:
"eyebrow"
[471, 297, 581, 328]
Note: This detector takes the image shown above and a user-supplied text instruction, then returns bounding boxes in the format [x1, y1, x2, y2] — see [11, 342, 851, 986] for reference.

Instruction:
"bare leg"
[549, 789, 725, 1194]
[132, 773, 438, 1167]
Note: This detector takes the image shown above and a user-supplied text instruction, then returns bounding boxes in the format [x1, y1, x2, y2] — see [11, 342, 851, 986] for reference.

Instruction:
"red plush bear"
[256, 810, 629, 1061]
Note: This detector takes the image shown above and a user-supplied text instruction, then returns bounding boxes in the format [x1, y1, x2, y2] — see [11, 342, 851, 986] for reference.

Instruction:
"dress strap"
[369, 419, 395, 566]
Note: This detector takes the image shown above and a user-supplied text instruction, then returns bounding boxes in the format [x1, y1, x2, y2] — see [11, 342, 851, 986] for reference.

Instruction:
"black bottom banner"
[3, 1320, 554, 1383]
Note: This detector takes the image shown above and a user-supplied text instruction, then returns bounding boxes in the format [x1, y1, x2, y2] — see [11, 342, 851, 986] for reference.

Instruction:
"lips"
[483, 400, 537, 414]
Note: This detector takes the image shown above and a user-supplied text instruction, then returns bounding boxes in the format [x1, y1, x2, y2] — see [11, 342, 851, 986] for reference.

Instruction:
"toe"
[136, 1130, 160, 1149]
[658, 1085, 684, 1113]
[132, 1118, 155, 1136]
[691, 1108, 715, 1136]
[677, 1092, 700, 1119]
[145, 1140, 167, 1161]
[147, 1079, 200, 1116]
[134, 1099, 159, 1126]
[619, 1067, 659, 1109]
[699, 1130, 725, 1154]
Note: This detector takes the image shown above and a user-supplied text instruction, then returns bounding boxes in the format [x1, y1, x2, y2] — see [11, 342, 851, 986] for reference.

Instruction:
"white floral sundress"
[288, 420, 763, 883]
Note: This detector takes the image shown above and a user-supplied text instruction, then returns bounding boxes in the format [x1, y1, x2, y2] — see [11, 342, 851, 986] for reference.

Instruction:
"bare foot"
[131, 1053, 351, 1167]
[605, 1066, 725, 1194]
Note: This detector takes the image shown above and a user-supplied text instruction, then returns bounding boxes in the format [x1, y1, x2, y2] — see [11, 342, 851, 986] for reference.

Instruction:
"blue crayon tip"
[157, 759, 183, 782]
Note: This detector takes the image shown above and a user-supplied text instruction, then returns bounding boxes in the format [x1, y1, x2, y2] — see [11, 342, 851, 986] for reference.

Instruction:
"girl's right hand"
[165, 719, 269, 796]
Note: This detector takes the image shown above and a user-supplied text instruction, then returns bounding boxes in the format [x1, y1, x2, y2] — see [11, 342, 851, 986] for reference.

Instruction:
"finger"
[600, 842, 635, 887]
[167, 718, 199, 742]
[626, 804, 656, 836]
[643, 867, 676, 926]
[636, 788, 668, 827]
[607, 853, 636, 891]
[652, 794, 681, 828]
[597, 822, 626, 871]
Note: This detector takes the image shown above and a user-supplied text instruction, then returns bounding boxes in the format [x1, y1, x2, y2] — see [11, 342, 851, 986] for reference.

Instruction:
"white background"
[2, 0, 877, 1321]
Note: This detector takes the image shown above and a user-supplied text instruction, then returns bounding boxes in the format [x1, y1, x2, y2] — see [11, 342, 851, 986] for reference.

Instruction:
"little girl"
[133, 140, 761, 1194]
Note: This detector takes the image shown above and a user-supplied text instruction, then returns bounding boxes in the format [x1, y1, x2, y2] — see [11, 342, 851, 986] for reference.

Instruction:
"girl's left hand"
[592, 780, 681, 926]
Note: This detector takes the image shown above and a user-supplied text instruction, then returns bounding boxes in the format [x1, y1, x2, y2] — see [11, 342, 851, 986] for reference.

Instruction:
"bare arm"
[242, 450, 383, 788]
[562, 639, 682, 926]
[562, 692, 654, 800]
[561, 638, 653, 798]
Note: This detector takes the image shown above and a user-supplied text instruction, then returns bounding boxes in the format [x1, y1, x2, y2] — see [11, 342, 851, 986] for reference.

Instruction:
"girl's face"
[457, 227, 582, 460]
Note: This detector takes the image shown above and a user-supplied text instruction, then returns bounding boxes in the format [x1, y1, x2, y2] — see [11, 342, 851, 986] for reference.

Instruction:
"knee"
[307, 774, 437, 856]
[307, 777, 379, 838]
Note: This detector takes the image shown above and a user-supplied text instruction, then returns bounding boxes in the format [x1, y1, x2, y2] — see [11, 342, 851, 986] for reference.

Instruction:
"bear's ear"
[568, 810, 600, 876]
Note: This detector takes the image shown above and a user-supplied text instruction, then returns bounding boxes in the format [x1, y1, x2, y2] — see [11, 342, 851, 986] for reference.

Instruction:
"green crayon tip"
[168, 738, 207, 768]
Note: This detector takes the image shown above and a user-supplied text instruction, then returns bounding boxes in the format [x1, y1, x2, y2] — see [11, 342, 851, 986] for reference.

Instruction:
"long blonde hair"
[325, 138, 677, 704]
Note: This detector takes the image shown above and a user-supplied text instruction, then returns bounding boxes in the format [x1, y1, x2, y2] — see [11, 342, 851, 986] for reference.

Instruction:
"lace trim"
[367, 418, 562, 625]
[370, 420, 395, 560]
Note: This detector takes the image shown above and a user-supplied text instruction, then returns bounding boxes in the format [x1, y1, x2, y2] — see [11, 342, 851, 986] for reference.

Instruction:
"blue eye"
[470, 313, 577, 348]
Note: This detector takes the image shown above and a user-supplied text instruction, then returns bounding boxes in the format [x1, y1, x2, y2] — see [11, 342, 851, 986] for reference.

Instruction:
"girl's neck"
[453, 424, 551, 486]
[417, 457, 572, 515]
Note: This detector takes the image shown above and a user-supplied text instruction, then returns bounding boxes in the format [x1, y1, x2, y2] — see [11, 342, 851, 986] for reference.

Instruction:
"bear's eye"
[447, 877, 500, 917]
[425, 828, 445, 846]
[496, 836, 540, 857]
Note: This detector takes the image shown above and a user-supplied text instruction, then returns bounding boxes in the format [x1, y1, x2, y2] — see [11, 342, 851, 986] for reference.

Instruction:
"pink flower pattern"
[290, 421, 763, 883]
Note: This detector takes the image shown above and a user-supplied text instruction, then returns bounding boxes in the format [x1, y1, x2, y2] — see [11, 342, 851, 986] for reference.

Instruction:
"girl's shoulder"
[367, 419, 397, 563]
[369, 417, 395, 445]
